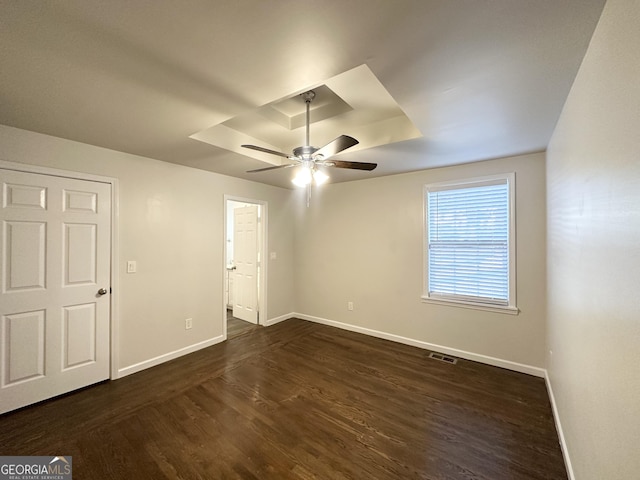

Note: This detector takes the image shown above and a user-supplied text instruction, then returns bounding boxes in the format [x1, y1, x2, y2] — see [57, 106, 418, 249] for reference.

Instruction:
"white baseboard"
[293, 312, 546, 378]
[545, 371, 574, 480]
[264, 312, 295, 326]
[115, 335, 225, 379]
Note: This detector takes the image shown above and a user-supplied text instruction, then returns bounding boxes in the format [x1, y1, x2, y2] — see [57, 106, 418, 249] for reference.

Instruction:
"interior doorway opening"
[224, 196, 267, 338]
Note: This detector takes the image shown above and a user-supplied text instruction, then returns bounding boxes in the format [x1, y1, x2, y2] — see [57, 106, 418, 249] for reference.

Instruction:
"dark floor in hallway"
[227, 309, 260, 339]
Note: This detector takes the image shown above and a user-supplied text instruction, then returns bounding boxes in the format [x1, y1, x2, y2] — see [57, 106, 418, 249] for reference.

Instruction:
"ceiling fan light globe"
[291, 177, 309, 187]
[313, 170, 329, 185]
[292, 167, 312, 187]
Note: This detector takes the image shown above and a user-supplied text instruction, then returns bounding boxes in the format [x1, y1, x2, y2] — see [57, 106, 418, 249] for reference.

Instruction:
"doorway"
[224, 196, 267, 338]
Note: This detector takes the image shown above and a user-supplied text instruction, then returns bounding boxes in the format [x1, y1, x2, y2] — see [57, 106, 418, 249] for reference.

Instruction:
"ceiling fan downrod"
[300, 90, 315, 148]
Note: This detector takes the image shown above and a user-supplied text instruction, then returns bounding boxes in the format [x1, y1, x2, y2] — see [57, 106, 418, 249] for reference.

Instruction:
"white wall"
[546, 0, 640, 478]
[294, 152, 547, 371]
[0, 125, 295, 373]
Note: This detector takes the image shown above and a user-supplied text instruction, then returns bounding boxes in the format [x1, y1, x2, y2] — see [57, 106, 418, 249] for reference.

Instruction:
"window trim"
[422, 173, 518, 314]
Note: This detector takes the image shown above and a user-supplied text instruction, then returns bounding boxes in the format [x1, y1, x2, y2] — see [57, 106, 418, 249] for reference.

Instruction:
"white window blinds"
[426, 178, 511, 306]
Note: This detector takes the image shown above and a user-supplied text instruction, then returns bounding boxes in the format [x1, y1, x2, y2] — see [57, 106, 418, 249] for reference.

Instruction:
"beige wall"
[546, 0, 640, 478]
[0, 125, 295, 373]
[1, 122, 547, 378]
[294, 152, 547, 370]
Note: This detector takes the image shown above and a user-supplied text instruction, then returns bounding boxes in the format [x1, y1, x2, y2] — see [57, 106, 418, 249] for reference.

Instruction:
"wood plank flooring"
[227, 310, 260, 339]
[0, 319, 567, 479]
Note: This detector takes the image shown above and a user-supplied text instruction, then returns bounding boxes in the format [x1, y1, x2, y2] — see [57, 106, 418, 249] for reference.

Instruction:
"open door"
[232, 205, 259, 324]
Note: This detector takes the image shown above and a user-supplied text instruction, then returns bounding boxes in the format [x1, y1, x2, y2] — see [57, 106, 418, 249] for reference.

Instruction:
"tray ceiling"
[0, 0, 607, 188]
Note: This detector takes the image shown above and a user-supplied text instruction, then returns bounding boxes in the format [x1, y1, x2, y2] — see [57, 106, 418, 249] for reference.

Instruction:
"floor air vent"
[429, 352, 458, 365]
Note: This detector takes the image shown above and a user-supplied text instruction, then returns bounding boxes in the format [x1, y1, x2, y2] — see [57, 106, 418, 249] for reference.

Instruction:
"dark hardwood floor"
[227, 309, 260, 339]
[0, 319, 566, 479]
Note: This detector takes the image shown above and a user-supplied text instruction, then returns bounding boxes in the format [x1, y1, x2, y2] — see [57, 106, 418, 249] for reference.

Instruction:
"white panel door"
[0, 169, 111, 414]
[232, 205, 258, 324]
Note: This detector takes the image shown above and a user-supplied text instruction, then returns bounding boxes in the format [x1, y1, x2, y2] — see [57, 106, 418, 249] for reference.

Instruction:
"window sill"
[421, 296, 519, 315]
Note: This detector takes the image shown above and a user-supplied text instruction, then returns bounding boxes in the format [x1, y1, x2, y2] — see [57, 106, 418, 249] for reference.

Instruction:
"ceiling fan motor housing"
[293, 145, 317, 159]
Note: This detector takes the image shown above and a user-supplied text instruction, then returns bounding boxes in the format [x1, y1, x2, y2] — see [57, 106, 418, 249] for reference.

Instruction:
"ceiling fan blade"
[242, 144, 291, 159]
[246, 164, 296, 173]
[313, 135, 359, 160]
[323, 160, 377, 171]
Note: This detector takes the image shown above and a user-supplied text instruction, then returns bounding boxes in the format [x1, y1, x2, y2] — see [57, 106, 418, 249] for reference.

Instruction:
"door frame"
[0, 160, 120, 379]
[223, 195, 267, 335]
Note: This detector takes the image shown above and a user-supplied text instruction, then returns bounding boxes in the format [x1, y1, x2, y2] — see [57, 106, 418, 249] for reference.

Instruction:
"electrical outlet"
[185, 318, 193, 330]
[348, 301, 354, 311]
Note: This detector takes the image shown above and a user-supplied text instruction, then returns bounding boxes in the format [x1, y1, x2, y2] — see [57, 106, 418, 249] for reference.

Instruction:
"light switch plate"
[127, 260, 137, 273]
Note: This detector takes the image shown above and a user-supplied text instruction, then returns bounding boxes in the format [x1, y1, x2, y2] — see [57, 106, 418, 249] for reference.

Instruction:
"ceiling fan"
[242, 90, 377, 190]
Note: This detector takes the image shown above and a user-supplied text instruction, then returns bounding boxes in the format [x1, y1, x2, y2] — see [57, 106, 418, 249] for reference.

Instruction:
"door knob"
[97, 288, 108, 296]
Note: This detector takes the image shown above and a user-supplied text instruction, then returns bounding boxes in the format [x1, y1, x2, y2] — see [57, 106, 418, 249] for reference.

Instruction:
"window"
[423, 173, 517, 313]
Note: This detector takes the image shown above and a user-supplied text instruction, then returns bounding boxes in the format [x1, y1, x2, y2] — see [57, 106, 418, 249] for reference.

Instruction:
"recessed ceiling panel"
[259, 85, 353, 131]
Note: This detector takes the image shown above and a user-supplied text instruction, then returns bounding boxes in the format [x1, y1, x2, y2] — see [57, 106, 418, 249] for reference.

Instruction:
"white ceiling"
[0, 0, 606, 189]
